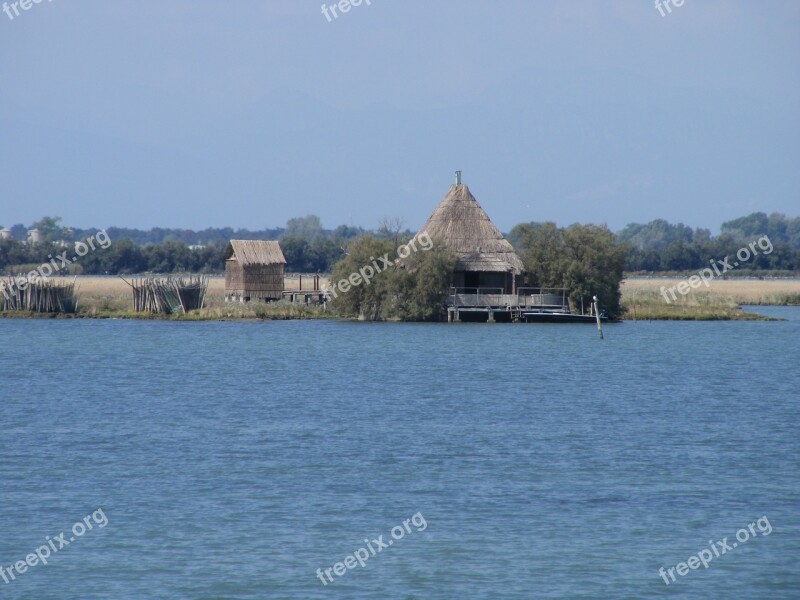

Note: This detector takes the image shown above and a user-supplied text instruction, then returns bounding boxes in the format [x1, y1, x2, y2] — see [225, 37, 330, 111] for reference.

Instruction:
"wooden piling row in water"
[129, 275, 208, 314]
[0, 277, 78, 313]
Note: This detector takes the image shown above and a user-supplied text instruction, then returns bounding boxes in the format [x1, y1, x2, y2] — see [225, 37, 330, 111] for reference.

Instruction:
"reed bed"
[621, 277, 800, 320]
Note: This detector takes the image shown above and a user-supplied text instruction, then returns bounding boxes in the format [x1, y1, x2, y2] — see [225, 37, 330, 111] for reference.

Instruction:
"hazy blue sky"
[1, 0, 798, 233]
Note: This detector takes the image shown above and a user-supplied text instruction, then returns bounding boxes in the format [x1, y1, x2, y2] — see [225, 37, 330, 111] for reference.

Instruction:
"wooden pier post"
[592, 295, 604, 339]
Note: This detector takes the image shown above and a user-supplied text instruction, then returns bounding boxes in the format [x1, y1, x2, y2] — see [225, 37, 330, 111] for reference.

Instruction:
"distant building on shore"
[416, 172, 524, 294]
[224, 240, 286, 303]
[27, 228, 42, 244]
[0, 228, 10, 241]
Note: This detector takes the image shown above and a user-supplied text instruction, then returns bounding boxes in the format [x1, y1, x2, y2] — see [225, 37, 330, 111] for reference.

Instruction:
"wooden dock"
[447, 287, 603, 323]
[282, 274, 326, 305]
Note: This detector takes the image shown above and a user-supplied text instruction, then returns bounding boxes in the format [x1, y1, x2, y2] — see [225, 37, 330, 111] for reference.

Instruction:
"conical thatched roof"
[417, 184, 525, 274]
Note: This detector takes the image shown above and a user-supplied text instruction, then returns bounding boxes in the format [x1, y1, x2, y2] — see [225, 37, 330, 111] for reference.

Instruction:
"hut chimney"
[455, 170, 462, 185]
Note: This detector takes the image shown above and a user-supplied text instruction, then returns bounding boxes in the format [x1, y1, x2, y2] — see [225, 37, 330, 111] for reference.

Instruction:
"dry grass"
[621, 277, 800, 320]
[49, 275, 330, 312]
[7, 274, 796, 321]
[284, 274, 331, 292]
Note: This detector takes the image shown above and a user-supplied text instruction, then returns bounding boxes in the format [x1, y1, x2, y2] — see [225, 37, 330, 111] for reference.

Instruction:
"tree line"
[0, 215, 409, 275]
[1, 212, 797, 279]
[616, 213, 800, 272]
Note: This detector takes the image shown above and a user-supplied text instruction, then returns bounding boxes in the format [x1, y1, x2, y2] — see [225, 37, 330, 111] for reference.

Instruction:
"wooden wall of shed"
[225, 261, 285, 301]
[225, 260, 244, 292]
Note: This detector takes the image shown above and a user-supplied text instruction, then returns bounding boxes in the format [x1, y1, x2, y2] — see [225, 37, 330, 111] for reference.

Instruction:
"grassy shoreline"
[620, 277, 800, 320]
[0, 307, 776, 321]
[0, 304, 335, 321]
[2, 275, 798, 321]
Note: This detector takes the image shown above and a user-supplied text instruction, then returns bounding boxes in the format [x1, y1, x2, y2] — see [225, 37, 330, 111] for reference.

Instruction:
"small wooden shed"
[224, 240, 286, 303]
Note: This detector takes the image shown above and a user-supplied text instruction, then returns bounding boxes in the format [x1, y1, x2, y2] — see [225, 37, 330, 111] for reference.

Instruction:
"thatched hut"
[224, 240, 286, 303]
[416, 177, 524, 293]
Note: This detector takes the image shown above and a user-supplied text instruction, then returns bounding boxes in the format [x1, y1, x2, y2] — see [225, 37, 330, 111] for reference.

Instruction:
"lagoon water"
[1, 313, 799, 599]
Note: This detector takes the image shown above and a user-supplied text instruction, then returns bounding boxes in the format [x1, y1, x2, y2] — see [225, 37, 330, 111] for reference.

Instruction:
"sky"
[1, 0, 798, 234]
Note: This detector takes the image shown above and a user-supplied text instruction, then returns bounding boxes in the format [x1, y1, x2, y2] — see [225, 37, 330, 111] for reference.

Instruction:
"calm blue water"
[1, 314, 799, 599]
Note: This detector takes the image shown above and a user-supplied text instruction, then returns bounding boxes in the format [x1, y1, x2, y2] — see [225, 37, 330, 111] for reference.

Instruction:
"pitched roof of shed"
[416, 184, 525, 274]
[224, 240, 286, 265]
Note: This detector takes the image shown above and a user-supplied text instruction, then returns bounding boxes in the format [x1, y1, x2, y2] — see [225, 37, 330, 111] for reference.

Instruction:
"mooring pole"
[592, 295, 604, 339]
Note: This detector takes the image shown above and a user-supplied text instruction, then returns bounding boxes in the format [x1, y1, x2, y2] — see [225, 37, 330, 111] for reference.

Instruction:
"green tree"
[307, 237, 345, 272]
[280, 236, 311, 271]
[660, 240, 700, 271]
[332, 224, 365, 239]
[387, 246, 458, 321]
[80, 239, 145, 274]
[721, 212, 769, 240]
[328, 236, 395, 320]
[560, 224, 626, 318]
[328, 236, 457, 321]
[283, 215, 323, 241]
[509, 222, 566, 286]
[512, 222, 626, 319]
[31, 216, 70, 243]
[616, 219, 694, 250]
